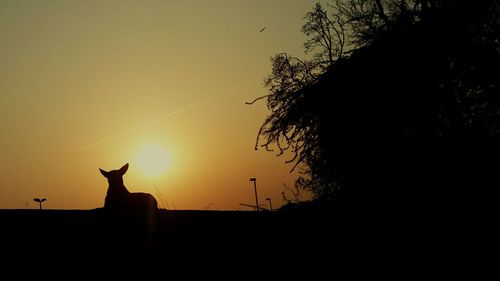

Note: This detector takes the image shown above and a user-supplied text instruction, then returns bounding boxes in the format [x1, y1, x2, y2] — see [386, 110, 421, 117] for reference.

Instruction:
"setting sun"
[134, 143, 171, 178]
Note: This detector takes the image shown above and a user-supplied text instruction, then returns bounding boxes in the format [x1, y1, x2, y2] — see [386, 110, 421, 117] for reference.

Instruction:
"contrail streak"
[80, 95, 221, 151]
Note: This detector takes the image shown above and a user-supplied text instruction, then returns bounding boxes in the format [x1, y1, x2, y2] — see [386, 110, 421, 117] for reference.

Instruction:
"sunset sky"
[0, 0, 318, 210]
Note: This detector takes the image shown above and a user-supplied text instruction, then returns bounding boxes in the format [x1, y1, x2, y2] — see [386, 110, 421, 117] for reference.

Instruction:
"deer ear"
[99, 168, 108, 177]
[119, 163, 129, 175]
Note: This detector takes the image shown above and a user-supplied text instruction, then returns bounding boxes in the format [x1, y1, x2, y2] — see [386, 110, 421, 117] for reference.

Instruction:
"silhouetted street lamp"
[249, 178, 259, 212]
[33, 198, 46, 210]
[266, 198, 273, 211]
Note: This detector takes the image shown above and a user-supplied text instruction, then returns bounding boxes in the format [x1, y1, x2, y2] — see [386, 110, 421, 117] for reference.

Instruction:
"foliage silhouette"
[251, 0, 500, 213]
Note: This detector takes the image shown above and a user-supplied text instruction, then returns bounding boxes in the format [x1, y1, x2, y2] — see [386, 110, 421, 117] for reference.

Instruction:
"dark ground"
[0, 208, 487, 273]
[0, 209, 335, 257]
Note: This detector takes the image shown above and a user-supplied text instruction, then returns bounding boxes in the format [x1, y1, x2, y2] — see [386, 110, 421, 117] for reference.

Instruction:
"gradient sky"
[0, 0, 318, 210]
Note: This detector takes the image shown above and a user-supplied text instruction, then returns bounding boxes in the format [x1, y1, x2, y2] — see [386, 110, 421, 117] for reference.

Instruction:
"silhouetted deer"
[99, 163, 158, 215]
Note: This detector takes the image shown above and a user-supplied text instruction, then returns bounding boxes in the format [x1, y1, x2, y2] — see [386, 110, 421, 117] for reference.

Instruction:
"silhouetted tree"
[250, 0, 500, 213]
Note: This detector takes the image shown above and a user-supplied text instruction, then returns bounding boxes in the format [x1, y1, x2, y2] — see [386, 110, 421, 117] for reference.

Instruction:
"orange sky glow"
[0, 0, 318, 210]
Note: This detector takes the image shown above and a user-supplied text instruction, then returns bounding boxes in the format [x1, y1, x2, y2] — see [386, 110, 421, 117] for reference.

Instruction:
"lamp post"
[249, 178, 259, 212]
[266, 198, 273, 211]
[33, 198, 46, 210]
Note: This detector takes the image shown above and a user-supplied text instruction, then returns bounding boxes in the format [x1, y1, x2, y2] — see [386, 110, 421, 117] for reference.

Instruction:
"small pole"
[266, 198, 273, 211]
[33, 198, 46, 210]
[249, 178, 259, 212]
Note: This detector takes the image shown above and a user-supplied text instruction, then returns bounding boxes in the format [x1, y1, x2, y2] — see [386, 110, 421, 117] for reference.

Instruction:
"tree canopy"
[250, 0, 500, 213]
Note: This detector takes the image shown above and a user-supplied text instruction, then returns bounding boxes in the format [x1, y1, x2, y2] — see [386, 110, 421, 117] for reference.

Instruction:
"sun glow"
[134, 143, 171, 178]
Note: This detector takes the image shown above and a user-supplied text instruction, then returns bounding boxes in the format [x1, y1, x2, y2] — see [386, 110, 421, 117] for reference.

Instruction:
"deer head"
[99, 163, 129, 188]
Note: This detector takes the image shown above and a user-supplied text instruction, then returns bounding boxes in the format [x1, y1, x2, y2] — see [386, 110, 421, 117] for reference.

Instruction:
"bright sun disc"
[134, 143, 171, 178]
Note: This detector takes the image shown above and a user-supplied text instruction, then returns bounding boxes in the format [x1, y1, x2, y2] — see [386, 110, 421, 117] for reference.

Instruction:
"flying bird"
[259, 26, 266, 33]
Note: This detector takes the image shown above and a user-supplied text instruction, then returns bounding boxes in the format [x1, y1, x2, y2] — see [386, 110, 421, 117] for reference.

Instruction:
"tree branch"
[375, 0, 391, 25]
